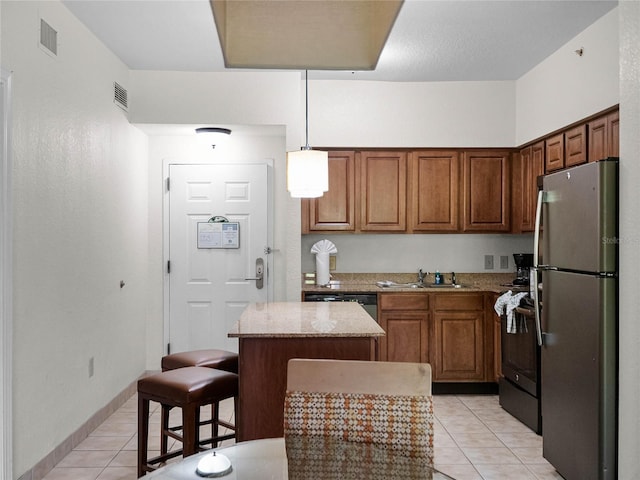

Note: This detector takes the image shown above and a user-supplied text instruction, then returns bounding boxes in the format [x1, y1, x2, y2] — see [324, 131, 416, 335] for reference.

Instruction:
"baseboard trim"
[18, 372, 153, 480]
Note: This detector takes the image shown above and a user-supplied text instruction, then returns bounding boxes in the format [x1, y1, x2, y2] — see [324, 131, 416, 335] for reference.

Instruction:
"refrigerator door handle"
[534, 190, 544, 268]
[532, 267, 544, 346]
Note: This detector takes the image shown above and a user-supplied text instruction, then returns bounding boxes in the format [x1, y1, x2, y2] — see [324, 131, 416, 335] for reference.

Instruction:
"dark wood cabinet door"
[515, 142, 544, 233]
[409, 150, 460, 232]
[545, 133, 564, 172]
[378, 293, 429, 363]
[431, 293, 486, 382]
[462, 151, 510, 232]
[433, 311, 485, 381]
[358, 151, 407, 231]
[608, 110, 619, 158]
[379, 311, 429, 363]
[565, 124, 587, 167]
[588, 116, 608, 162]
[589, 110, 619, 162]
[305, 151, 355, 231]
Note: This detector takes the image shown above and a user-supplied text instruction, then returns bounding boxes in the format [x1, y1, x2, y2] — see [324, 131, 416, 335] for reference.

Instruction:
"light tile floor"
[42, 394, 563, 480]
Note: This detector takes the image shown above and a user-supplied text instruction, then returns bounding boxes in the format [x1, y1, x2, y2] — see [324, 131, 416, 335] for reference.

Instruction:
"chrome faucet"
[418, 269, 426, 284]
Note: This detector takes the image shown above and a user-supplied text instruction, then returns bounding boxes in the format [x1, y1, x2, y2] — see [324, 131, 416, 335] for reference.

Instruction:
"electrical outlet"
[500, 255, 509, 269]
[89, 357, 94, 378]
[329, 255, 336, 271]
[484, 254, 494, 270]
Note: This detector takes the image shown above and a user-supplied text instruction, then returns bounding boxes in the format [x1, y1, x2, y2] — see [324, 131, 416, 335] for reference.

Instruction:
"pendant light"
[287, 70, 329, 198]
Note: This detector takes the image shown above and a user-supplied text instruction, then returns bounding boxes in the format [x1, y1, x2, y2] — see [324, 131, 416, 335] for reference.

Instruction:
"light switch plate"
[500, 255, 509, 269]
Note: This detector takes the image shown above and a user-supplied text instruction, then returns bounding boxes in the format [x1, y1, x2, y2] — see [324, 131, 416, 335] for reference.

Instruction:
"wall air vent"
[39, 18, 58, 56]
[113, 82, 128, 111]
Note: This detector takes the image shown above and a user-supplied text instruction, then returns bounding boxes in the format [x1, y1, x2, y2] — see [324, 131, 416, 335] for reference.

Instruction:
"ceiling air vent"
[113, 82, 128, 111]
[39, 18, 57, 56]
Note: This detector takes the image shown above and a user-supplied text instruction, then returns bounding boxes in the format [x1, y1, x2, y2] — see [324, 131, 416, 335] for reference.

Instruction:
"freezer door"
[542, 159, 617, 273]
[541, 270, 617, 480]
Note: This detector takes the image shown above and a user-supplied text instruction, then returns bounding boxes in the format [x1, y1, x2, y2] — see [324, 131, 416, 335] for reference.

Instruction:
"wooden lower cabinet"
[488, 292, 502, 382]
[379, 291, 496, 383]
[432, 293, 486, 382]
[378, 293, 429, 363]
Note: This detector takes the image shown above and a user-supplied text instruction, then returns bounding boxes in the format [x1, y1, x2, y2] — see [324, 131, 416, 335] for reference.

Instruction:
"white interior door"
[168, 164, 270, 353]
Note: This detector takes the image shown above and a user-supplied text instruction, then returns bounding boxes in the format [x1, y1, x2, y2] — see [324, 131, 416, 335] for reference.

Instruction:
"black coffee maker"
[513, 253, 534, 285]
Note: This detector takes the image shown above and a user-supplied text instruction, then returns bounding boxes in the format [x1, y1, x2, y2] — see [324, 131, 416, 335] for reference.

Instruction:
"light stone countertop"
[228, 302, 385, 338]
[301, 272, 524, 294]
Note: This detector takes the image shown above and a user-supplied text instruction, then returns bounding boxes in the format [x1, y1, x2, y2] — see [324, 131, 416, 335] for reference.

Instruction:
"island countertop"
[228, 301, 385, 338]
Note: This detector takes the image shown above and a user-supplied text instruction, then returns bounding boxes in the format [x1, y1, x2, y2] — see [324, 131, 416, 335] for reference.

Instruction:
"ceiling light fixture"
[195, 127, 232, 135]
[287, 70, 328, 199]
[195, 127, 232, 149]
[211, 0, 403, 71]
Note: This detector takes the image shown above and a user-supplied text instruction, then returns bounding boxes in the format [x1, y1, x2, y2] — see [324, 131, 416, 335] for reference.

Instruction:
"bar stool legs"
[137, 367, 238, 477]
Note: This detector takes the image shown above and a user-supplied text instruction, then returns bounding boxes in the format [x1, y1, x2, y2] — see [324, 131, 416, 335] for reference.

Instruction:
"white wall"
[311, 80, 516, 148]
[1, 2, 148, 476]
[617, 2, 640, 477]
[302, 234, 533, 274]
[516, 8, 619, 144]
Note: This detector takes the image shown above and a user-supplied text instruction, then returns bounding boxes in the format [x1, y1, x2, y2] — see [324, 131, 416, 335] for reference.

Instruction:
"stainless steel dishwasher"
[303, 293, 378, 323]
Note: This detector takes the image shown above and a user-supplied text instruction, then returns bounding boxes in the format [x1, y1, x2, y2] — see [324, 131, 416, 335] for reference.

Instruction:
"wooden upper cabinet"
[565, 124, 587, 167]
[513, 142, 544, 233]
[409, 151, 460, 232]
[358, 151, 407, 232]
[545, 133, 564, 172]
[609, 110, 620, 157]
[589, 110, 619, 162]
[462, 151, 511, 232]
[303, 151, 355, 232]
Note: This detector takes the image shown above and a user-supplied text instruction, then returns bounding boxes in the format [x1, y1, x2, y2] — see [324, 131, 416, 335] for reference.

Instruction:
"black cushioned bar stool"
[137, 366, 238, 477]
[161, 349, 238, 374]
[160, 349, 238, 448]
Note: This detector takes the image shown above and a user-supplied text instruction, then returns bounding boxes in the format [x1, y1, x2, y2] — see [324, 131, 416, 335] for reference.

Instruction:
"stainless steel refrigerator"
[533, 158, 618, 480]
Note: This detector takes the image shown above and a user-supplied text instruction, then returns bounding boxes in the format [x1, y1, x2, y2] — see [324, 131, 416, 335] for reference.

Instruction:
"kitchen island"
[229, 302, 384, 441]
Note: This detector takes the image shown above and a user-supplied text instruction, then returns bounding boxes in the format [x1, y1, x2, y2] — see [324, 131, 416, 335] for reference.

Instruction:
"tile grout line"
[456, 394, 547, 479]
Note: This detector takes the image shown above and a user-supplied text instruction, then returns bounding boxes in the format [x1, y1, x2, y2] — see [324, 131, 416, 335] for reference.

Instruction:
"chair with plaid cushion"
[283, 359, 434, 479]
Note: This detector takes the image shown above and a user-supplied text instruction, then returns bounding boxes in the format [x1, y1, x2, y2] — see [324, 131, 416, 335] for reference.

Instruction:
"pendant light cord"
[304, 69, 310, 151]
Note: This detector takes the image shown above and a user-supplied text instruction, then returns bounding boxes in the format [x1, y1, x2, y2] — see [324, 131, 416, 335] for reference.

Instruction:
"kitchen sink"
[377, 281, 470, 289]
[376, 281, 424, 288]
[426, 283, 470, 288]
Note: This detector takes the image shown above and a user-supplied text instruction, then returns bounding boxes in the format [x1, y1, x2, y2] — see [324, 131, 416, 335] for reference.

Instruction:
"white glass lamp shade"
[287, 149, 329, 198]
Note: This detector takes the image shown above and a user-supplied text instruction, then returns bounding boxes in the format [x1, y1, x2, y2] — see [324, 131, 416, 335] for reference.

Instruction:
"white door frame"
[1, 67, 14, 480]
[162, 156, 274, 355]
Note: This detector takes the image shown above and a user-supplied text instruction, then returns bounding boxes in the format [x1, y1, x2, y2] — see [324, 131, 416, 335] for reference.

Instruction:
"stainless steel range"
[499, 296, 541, 434]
